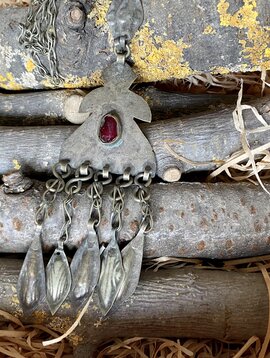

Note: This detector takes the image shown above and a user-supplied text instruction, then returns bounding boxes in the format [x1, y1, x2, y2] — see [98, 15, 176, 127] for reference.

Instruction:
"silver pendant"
[17, 231, 46, 314]
[97, 230, 125, 315]
[115, 225, 145, 307]
[60, 62, 156, 176]
[46, 243, 71, 315]
[70, 226, 100, 305]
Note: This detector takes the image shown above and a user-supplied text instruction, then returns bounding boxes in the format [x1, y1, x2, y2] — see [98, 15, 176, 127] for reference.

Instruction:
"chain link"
[110, 168, 132, 232]
[60, 163, 93, 243]
[19, 0, 62, 84]
[133, 167, 153, 233]
[87, 168, 112, 228]
[114, 36, 130, 64]
[35, 161, 71, 225]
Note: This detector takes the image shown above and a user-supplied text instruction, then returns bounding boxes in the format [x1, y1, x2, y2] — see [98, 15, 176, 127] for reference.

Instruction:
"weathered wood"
[0, 88, 246, 125]
[1, 181, 270, 259]
[0, 0, 269, 90]
[0, 258, 268, 356]
[0, 97, 269, 180]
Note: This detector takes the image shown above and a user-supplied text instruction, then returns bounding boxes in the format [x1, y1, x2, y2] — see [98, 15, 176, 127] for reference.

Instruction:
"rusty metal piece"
[2, 170, 33, 194]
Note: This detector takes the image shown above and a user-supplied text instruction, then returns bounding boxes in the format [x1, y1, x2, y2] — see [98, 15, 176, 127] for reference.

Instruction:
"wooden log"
[0, 88, 246, 125]
[0, 258, 268, 355]
[0, 97, 269, 180]
[1, 181, 270, 259]
[0, 0, 269, 90]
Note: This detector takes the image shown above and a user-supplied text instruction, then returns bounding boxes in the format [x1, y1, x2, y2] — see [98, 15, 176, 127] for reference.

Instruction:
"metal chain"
[114, 36, 130, 64]
[19, 0, 62, 84]
[133, 167, 153, 233]
[110, 168, 132, 232]
[35, 161, 71, 225]
[87, 166, 112, 229]
[107, 0, 143, 64]
[60, 162, 93, 244]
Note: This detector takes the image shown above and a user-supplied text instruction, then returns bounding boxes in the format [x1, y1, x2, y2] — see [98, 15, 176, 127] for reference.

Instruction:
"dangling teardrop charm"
[46, 243, 71, 315]
[17, 230, 46, 314]
[115, 224, 145, 308]
[97, 230, 125, 315]
[70, 226, 100, 305]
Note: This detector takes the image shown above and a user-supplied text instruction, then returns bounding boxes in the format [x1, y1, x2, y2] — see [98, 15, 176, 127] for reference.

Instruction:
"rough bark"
[0, 258, 268, 357]
[1, 181, 270, 259]
[0, 0, 269, 90]
[0, 88, 246, 125]
[0, 97, 269, 180]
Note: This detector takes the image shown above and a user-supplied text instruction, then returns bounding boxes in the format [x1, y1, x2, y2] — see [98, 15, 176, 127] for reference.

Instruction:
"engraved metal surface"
[46, 245, 72, 315]
[97, 230, 125, 315]
[70, 227, 100, 305]
[17, 232, 46, 313]
[107, 0, 144, 42]
[115, 225, 145, 307]
[60, 63, 156, 176]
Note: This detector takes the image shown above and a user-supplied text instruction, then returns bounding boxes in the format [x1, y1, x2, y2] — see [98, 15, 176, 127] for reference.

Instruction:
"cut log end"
[64, 94, 89, 124]
[162, 167, 182, 182]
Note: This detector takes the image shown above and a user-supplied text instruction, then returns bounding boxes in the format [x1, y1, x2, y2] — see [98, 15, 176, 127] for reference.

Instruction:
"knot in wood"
[2, 170, 33, 194]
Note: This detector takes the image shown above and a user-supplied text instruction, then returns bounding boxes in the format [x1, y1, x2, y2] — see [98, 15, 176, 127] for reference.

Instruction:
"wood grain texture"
[0, 0, 269, 89]
[0, 258, 268, 356]
[1, 181, 270, 259]
[0, 88, 244, 125]
[0, 97, 269, 180]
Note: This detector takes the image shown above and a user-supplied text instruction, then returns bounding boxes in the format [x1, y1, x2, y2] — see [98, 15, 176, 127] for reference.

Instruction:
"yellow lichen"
[25, 58, 36, 72]
[32, 310, 48, 323]
[11, 295, 19, 305]
[203, 25, 216, 35]
[42, 70, 103, 89]
[217, 0, 270, 69]
[12, 159, 21, 170]
[61, 302, 71, 309]
[210, 66, 231, 74]
[0, 72, 24, 90]
[88, 0, 111, 28]
[130, 23, 193, 82]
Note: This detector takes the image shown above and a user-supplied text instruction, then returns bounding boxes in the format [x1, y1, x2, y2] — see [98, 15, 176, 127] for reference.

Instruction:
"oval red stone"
[99, 115, 119, 143]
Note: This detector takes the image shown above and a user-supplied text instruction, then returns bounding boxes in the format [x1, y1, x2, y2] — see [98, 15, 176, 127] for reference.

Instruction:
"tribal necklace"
[17, 0, 156, 317]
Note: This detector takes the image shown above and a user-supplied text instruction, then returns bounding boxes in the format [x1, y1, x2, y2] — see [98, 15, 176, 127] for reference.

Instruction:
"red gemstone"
[99, 115, 119, 143]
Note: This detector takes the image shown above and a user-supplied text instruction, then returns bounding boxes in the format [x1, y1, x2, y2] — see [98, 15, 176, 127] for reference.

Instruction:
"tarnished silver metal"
[87, 169, 112, 227]
[46, 243, 72, 315]
[19, 0, 61, 83]
[134, 168, 153, 233]
[45, 162, 93, 314]
[60, 62, 156, 176]
[17, 226, 46, 314]
[18, 0, 155, 318]
[70, 226, 100, 305]
[113, 169, 154, 308]
[107, 0, 144, 43]
[17, 161, 71, 314]
[115, 222, 146, 307]
[97, 230, 125, 315]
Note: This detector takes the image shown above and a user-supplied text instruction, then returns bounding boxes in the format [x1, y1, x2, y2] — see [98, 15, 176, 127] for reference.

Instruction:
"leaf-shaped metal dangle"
[97, 230, 125, 315]
[70, 226, 100, 306]
[17, 230, 46, 314]
[46, 243, 71, 315]
[115, 224, 145, 307]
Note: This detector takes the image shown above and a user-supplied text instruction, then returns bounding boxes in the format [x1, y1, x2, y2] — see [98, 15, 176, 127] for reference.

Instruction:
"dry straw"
[1, 1, 270, 356]
[0, 309, 73, 357]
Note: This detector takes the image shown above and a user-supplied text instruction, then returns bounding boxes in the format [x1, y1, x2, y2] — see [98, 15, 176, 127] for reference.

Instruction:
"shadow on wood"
[0, 97, 269, 181]
[0, 259, 268, 356]
[1, 181, 270, 259]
